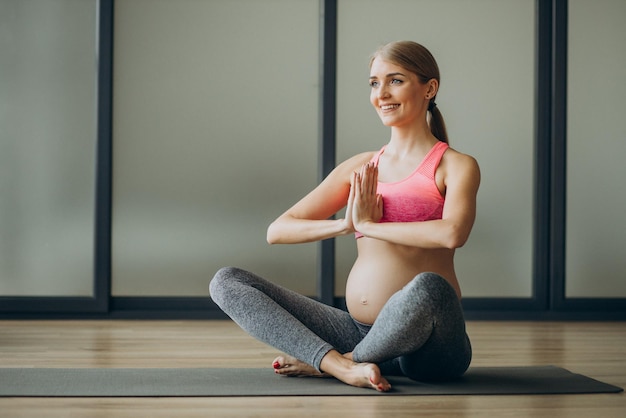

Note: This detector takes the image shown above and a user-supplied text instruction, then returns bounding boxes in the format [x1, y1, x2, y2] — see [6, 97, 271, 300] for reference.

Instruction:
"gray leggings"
[209, 267, 471, 382]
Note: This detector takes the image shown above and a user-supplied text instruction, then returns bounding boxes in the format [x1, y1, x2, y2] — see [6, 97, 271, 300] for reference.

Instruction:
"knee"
[408, 272, 456, 300]
[413, 271, 446, 285]
[209, 266, 242, 303]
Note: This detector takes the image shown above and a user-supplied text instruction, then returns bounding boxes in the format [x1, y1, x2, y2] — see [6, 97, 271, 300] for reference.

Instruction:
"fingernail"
[273, 361, 280, 369]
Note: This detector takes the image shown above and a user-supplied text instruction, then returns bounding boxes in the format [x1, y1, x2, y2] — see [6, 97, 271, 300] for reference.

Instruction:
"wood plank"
[0, 320, 624, 417]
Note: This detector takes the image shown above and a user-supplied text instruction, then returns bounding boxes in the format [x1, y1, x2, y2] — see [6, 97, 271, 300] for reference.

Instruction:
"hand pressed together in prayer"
[348, 162, 384, 234]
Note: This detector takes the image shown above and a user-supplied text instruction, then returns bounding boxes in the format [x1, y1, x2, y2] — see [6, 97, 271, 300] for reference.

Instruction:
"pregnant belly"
[345, 240, 459, 324]
[345, 258, 418, 324]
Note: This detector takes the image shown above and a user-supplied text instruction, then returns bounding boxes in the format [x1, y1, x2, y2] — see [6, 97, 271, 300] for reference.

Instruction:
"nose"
[378, 85, 391, 99]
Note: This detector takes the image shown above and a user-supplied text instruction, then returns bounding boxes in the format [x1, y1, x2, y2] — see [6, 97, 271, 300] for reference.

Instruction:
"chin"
[379, 117, 398, 127]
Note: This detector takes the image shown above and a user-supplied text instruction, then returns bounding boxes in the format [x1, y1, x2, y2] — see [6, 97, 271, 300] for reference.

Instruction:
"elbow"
[267, 220, 288, 244]
[443, 225, 470, 250]
[266, 223, 279, 245]
[445, 238, 466, 250]
[267, 214, 299, 244]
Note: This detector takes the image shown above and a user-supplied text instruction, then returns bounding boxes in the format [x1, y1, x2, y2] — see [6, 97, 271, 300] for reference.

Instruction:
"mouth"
[380, 104, 400, 111]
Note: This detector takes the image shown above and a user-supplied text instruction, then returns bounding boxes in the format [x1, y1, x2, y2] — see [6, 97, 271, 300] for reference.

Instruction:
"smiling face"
[369, 56, 436, 128]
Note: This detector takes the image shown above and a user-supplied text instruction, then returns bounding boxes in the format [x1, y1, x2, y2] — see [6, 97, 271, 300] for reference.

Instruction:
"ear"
[425, 78, 439, 99]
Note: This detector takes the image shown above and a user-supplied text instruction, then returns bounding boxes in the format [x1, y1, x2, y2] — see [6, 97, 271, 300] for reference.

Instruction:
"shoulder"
[440, 146, 480, 188]
[442, 147, 479, 172]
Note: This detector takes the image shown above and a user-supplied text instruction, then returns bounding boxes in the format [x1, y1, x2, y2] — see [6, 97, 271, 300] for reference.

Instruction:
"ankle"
[319, 350, 353, 375]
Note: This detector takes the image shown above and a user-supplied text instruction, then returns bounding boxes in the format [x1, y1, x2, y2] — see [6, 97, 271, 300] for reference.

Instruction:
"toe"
[272, 356, 285, 369]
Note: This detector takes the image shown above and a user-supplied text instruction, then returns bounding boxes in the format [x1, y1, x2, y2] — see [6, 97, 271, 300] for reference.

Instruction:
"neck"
[386, 122, 437, 157]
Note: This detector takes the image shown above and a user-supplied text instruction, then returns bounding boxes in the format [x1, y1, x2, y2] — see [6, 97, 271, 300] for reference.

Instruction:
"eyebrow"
[369, 72, 407, 79]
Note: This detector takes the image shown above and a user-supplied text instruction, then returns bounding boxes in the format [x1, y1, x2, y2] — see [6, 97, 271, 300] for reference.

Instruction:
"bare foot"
[320, 350, 391, 392]
[272, 354, 328, 377]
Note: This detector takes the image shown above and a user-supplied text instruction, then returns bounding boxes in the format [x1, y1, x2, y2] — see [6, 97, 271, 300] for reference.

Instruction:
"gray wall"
[2, 0, 625, 301]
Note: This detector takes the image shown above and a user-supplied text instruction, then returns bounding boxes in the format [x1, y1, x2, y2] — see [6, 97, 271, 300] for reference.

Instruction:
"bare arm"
[352, 151, 480, 249]
[267, 152, 374, 244]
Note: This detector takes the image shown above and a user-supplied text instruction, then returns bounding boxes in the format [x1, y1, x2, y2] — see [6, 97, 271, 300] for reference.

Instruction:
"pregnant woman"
[209, 40, 480, 392]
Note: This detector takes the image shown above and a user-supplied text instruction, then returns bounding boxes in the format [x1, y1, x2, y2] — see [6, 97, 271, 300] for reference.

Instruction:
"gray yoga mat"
[0, 366, 622, 397]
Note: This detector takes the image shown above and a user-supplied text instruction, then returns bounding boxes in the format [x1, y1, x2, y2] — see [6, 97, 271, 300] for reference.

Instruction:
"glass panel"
[112, 0, 319, 296]
[335, 0, 535, 297]
[566, 0, 626, 297]
[0, 0, 97, 296]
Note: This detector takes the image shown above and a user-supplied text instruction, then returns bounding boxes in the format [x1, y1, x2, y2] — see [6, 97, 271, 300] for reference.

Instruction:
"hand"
[342, 172, 356, 234]
[351, 163, 383, 232]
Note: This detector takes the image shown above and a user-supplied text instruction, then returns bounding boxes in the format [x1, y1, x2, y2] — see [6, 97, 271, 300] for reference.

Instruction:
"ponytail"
[428, 101, 448, 144]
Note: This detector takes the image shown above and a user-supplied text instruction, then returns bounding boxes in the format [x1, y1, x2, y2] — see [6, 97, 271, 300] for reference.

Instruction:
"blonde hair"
[370, 41, 449, 144]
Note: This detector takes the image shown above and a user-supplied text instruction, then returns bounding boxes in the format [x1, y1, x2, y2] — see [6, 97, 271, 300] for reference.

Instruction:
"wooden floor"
[0, 320, 624, 417]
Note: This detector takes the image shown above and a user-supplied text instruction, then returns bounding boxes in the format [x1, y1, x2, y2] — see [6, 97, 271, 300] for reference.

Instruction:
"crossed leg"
[209, 267, 390, 391]
[210, 268, 469, 389]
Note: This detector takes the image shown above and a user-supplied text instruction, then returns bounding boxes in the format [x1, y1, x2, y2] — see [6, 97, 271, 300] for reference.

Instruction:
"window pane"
[0, 0, 97, 296]
[112, 0, 319, 296]
[566, 0, 626, 297]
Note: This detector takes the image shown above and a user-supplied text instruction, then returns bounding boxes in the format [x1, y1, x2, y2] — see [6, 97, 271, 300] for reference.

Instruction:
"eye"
[369, 80, 379, 88]
[390, 78, 403, 85]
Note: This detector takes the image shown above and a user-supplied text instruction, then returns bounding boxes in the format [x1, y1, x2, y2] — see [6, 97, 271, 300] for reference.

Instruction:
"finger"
[369, 164, 378, 195]
[372, 164, 378, 188]
[358, 164, 368, 194]
[359, 163, 367, 179]
[344, 174, 356, 229]
[347, 172, 357, 206]
[361, 164, 369, 193]
[364, 163, 377, 196]
[353, 171, 362, 197]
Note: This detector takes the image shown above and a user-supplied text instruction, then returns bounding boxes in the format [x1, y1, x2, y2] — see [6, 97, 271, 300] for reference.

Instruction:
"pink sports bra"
[355, 141, 448, 239]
